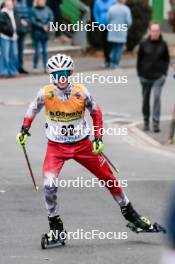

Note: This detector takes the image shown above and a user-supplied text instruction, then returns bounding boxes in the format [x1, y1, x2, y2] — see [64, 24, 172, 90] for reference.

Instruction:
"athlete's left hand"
[92, 137, 104, 154]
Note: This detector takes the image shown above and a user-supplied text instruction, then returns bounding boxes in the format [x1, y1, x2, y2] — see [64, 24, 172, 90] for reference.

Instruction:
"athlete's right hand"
[16, 126, 30, 146]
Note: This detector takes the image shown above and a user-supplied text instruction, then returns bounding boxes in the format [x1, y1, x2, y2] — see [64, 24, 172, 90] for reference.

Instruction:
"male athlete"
[17, 54, 152, 238]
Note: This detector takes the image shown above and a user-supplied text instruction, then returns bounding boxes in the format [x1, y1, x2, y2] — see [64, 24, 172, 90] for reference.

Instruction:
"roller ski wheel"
[41, 230, 67, 249]
[41, 234, 48, 249]
[126, 219, 167, 234]
[121, 203, 167, 234]
[41, 215, 67, 249]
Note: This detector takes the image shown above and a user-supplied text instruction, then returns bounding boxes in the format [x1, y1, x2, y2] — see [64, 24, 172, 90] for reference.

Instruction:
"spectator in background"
[15, 0, 30, 74]
[93, 0, 116, 68]
[137, 23, 170, 133]
[26, 0, 33, 17]
[107, 0, 132, 69]
[0, 0, 19, 78]
[31, 0, 53, 72]
[0, 3, 14, 37]
[26, 0, 33, 7]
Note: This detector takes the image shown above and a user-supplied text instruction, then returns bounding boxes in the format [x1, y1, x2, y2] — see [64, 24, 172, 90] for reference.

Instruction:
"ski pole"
[21, 144, 39, 192]
[102, 153, 119, 174]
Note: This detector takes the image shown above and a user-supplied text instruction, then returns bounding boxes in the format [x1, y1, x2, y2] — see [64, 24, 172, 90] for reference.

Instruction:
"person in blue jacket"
[93, 0, 116, 68]
[107, 0, 132, 68]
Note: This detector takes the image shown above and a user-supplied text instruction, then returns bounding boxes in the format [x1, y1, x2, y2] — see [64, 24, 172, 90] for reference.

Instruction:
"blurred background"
[1, 0, 175, 75]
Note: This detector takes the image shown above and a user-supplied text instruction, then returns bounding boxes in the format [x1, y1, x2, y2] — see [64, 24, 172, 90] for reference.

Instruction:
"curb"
[106, 114, 175, 159]
[24, 45, 83, 61]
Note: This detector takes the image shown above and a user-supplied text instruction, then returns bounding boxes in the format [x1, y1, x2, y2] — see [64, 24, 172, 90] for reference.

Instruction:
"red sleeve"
[90, 104, 103, 138]
[23, 117, 33, 129]
[21, 88, 45, 129]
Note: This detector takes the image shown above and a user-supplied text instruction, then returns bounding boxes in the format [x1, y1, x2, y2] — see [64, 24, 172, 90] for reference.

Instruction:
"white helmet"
[47, 53, 74, 73]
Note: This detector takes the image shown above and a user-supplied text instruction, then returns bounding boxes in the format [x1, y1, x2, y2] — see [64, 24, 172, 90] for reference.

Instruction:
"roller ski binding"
[41, 216, 67, 249]
[121, 202, 166, 234]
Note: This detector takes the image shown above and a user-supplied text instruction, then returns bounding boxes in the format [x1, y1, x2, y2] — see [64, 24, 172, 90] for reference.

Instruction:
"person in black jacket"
[0, 10, 13, 37]
[137, 23, 170, 132]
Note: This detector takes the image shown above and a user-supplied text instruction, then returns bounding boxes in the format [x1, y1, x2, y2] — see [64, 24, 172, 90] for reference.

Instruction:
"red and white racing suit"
[23, 83, 129, 217]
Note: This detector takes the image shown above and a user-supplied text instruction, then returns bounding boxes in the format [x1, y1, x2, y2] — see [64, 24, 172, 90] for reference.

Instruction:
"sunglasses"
[51, 70, 71, 81]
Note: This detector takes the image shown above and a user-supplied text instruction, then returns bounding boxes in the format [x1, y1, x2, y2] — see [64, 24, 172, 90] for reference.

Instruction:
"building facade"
[149, 0, 171, 22]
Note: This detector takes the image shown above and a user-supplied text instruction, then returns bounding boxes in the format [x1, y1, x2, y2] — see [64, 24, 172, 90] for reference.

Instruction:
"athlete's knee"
[43, 182, 57, 207]
[43, 174, 58, 193]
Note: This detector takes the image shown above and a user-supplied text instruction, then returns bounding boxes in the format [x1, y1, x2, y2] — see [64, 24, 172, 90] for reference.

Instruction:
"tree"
[126, 0, 152, 51]
[169, 0, 175, 33]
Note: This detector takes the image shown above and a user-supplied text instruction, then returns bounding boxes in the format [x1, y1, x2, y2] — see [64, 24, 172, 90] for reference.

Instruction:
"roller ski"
[121, 202, 166, 234]
[41, 216, 67, 249]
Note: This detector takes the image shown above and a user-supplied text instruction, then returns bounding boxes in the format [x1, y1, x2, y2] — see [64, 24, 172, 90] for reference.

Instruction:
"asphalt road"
[0, 67, 175, 264]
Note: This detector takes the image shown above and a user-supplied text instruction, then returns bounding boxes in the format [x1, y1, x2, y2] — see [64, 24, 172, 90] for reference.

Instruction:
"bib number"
[61, 124, 75, 136]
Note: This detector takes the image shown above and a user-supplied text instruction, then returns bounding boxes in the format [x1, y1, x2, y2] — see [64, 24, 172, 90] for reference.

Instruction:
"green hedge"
[126, 0, 151, 51]
[60, 0, 81, 24]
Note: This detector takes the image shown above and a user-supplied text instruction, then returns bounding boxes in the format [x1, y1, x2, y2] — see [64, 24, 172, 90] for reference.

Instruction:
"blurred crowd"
[93, 0, 132, 69]
[0, 0, 68, 78]
[0, 0, 172, 135]
[93, 0, 170, 133]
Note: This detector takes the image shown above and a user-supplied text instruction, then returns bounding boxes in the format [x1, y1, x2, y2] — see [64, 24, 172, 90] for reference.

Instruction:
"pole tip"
[36, 186, 39, 192]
